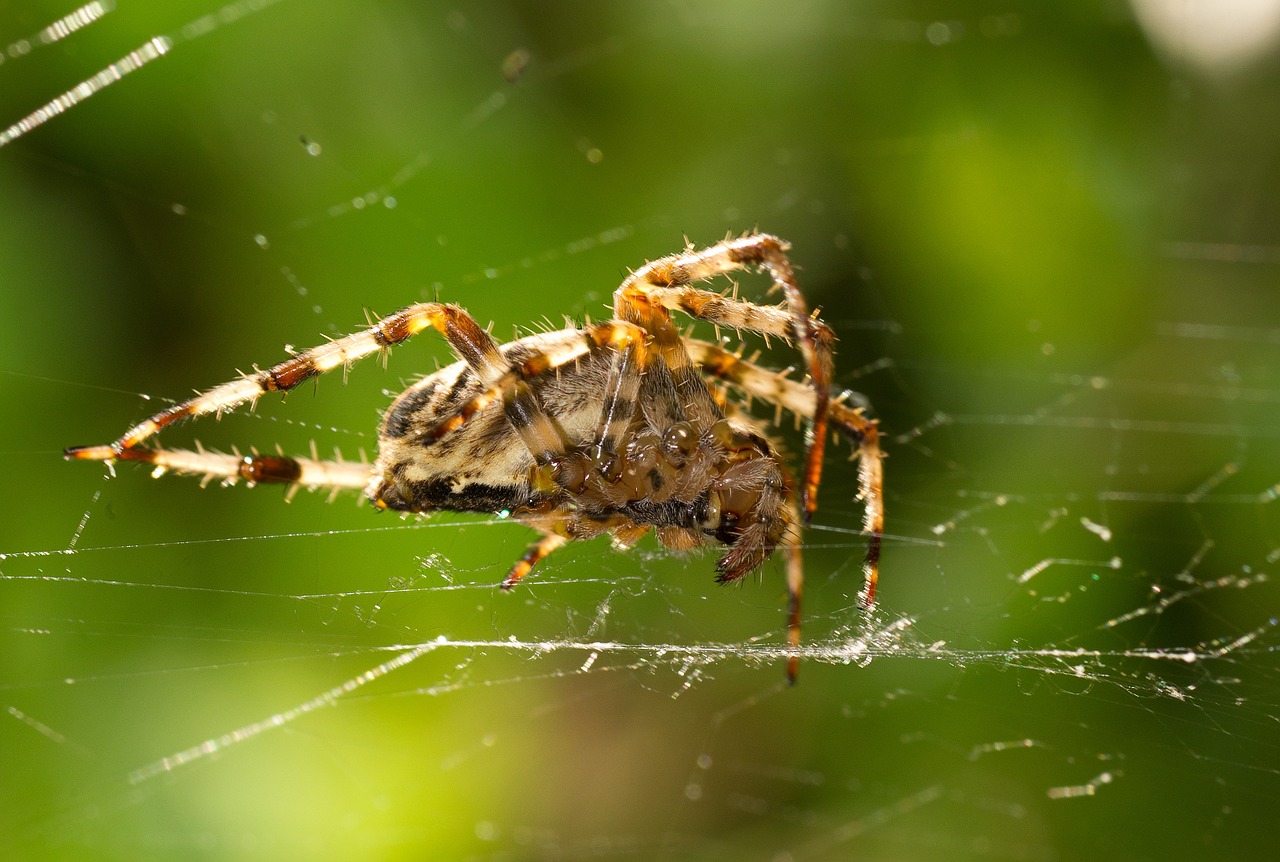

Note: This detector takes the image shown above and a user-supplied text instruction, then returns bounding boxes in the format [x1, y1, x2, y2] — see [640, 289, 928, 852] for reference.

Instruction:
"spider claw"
[64, 444, 117, 462]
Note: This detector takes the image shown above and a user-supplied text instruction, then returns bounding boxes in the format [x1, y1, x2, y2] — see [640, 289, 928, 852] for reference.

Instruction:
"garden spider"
[67, 233, 884, 682]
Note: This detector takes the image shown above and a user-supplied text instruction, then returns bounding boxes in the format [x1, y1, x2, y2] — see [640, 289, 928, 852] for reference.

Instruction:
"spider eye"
[662, 422, 697, 458]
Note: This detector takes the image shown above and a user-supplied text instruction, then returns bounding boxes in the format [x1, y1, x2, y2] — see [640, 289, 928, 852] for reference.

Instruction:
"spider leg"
[782, 495, 804, 684]
[614, 233, 833, 522]
[589, 322, 649, 459]
[504, 509, 644, 589]
[613, 282, 724, 436]
[500, 321, 655, 497]
[687, 338, 884, 609]
[66, 303, 515, 463]
[99, 444, 375, 496]
[502, 532, 568, 590]
[720, 402, 805, 684]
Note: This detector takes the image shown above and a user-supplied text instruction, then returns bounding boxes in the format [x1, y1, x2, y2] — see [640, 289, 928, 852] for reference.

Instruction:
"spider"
[67, 233, 883, 681]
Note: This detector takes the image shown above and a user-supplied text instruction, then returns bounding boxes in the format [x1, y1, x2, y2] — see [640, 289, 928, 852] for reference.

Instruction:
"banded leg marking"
[496, 323, 643, 467]
[502, 532, 568, 590]
[425, 325, 629, 453]
[613, 289, 724, 434]
[688, 338, 884, 609]
[614, 233, 833, 521]
[99, 445, 375, 493]
[66, 303, 507, 463]
[783, 499, 804, 685]
[588, 321, 649, 458]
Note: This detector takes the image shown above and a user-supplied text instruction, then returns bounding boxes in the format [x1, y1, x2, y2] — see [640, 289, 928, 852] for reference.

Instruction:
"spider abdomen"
[371, 329, 609, 513]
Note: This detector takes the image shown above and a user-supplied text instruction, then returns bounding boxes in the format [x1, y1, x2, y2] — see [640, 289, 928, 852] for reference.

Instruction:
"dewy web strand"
[0, 36, 172, 147]
[0, 0, 291, 148]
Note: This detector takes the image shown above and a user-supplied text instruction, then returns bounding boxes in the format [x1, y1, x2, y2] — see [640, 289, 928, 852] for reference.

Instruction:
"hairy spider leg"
[687, 339, 884, 609]
[614, 286, 725, 434]
[62, 304, 585, 502]
[502, 532, 569, 590]
[63, 238, 873, 687]
[495, 323, 662, 475]
[590, 285, 793, 592]
[781, 492, 805, 683]
[616, 254, 804, 612]
[63, 303, 528, 495]
[614, 233, 834, 523]
[720, 401, 807, 684]
[405, 322, 650, 463]
[66, 303, 510, 464]
[590, 321, 650, 459]
[66, 441, 378, 495]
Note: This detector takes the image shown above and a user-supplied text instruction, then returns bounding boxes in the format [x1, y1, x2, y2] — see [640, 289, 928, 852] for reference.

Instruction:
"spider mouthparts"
[64, 444, 116, 462]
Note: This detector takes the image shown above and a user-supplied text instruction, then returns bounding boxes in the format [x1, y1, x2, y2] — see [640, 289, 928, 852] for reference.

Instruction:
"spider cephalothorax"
[67, 233, 884, 681]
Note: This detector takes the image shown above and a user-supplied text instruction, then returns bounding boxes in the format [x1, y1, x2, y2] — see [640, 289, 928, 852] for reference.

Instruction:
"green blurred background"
[2, 1, 1278, 859]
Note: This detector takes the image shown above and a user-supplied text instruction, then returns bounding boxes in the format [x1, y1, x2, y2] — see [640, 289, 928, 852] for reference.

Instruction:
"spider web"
[2, 3, 1279, 860]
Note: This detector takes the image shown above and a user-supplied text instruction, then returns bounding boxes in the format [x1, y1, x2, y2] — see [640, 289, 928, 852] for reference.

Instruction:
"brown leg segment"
[589, 322, 650, 458]
[65, 308, 637, 505]
[783, 510, 804, 684]
[612, 288, 724, 435]
[502, 532, 569, 590]
[67, 303, 509, 463]
[84, 443, 375, 496]
[613, 234, 833, 522]
[434, 322, 650, 471]
[720, 404, 805, 683]
[687, 338, 884, 610]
